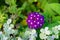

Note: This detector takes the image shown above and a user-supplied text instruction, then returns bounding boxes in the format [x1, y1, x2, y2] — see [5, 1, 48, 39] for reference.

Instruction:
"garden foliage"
[0, 0, 60, 40]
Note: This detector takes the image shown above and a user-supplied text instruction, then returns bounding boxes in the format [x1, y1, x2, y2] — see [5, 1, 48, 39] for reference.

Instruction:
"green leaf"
[30, 5, 36, 11]
[43, 3, 60, 16]
[21, 2, 27, 10]
[47, 0, 59, 3]
[43, 3, 60, 28]
[28, 0, 37, 3]
[49, 3, 60, 15]
[52, 16, 60, 22]
[44, 3, 56, 17]
[43, 3, 60, 19]
[40, 0, 48, 9]
[5, 0, 16, 6]
[44, 22, 60, 30]
[8, 6, 17, 13]
[17, 8, 21, 16]
[0, 11, 8, 23]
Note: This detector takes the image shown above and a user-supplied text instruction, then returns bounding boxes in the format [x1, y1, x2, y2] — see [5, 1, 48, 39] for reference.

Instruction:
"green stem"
[36, 29, 40, 40]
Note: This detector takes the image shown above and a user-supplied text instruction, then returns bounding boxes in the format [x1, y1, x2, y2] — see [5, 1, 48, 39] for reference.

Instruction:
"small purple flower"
[27, 12, 44, 29]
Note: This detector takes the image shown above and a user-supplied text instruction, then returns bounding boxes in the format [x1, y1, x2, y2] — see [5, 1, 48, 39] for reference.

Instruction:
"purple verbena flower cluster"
[27, 12, 44, 29]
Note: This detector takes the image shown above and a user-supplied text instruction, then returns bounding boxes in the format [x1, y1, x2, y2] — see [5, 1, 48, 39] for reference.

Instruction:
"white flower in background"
[24, 30, 31, 40]
[3, 23, 9, 28]
[57, 25, 60, 30]
[44, 27, 51, 35]
[0, 31, 3, 37]
[40, 28, 44, 33]
[0, 34, 8, 40]
[7, 19, 12, 24]
[53, 25, 60, 31]
[48, 34, 59, 39]
[54, 34, 59, 39]
[29, 29, 37, 40]
[29, 36, 36, 40]
[0, 18, 18, 40]
[2, 36, 8, 40]
[3, 18, 18, 36]
[25, 29, 37, 37]
[51, 35, 55, 39]
[3, 25, 15, 36]
[2, 18, 60, 40]
[10, 24, 14, 28]
[40, 28, 45, 33]
[0, 31, 2, 35]
[52, 25, 60, 38]
[39, 27, 51, 40]
[31, 29, 36, 34]
[40, 27, 51, 35]
[24, 31, 31, 36]
[18, 37, 23, 40]
[47, 35, 55, 40]
[31, 29, 37, 37]
[40, 25, 60, 40]
[24, 29, 37, 40]
[52, 26, 59, 34]
[39, 33, 48, 39]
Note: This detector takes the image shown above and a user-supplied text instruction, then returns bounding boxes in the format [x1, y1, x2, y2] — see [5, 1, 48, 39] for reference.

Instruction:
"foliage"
[0, 0, 60, 40]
